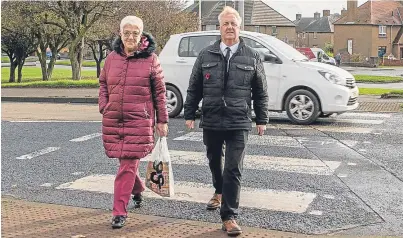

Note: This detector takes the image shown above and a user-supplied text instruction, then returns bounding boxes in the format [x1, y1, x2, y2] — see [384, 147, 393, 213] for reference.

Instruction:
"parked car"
[296, 47, 336, 65]
[159, 30, 359, 125]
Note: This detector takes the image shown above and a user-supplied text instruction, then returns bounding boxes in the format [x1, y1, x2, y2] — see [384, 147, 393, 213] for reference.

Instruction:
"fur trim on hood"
[112, 31, 156, 58]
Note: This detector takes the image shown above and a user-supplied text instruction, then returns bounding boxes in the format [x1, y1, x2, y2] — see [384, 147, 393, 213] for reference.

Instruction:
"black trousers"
[203, 129, 249, 221]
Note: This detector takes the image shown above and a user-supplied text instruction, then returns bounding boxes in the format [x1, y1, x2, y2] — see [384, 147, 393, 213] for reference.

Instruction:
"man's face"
[219, 14, 240, 42]
[120, 24, 141, 52]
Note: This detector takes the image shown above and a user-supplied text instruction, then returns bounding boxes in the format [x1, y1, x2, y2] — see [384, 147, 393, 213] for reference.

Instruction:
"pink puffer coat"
[98, 32, 168, 159]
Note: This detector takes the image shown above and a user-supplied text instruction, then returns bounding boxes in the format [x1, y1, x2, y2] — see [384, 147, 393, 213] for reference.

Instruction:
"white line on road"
[153, 150, 340, 176]
[15, 147, 60, 160]
[173, 132, 303, 148]
[70, 133, 102, 142]
[340, 112, 392, 118]
[56, 175, 317, 214]
[317, 118, 384, 125]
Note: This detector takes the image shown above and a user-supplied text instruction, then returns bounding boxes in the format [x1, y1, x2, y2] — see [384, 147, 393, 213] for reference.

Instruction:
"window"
[272, 26, 277, 36]
[178, 35, 219, 57]
[400, 48, 403, 59]
[302, 33, 306, 39]
[379, 25, 386, 37]
[255, 26, 260, 33]
[313, 32, 317, 39]
[243, 37, 273, 61]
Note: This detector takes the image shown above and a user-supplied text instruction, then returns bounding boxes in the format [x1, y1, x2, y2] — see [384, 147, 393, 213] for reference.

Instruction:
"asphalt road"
[2, 103, 403, 236]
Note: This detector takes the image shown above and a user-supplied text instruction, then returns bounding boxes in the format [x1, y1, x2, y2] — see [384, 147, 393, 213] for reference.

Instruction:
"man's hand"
[185, 120, 195, 130]
[256, 125, 266, 136]
[156, 123, 168, 137]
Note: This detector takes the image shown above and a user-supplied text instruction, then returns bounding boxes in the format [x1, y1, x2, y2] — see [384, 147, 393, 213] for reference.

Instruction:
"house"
[294, 10, 341, 49]
[185, 0, 296, 46]
[333, 0, 403, 64]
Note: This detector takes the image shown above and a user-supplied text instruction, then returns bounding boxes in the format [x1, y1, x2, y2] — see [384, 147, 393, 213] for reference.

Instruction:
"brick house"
[333, 0, 403, 64]
[185, 0, 296, 46]
[294, 10, 341, 49]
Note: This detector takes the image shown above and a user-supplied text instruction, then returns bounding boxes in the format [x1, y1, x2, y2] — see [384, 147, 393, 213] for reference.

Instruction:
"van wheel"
[166, 85, 183, 118]
[285, 89, 320, 125]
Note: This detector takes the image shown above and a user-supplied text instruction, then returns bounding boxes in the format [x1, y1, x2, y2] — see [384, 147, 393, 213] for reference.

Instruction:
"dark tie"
[225, 47, 231, 72]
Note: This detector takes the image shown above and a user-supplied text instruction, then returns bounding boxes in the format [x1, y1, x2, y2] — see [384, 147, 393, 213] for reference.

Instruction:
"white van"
[296, 47, 336, 65]
[159, 30, 359, 125]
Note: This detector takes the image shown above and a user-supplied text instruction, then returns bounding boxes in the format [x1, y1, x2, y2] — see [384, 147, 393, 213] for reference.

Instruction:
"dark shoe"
[222, 219, 242, 236]
[111, 215, 126, 229]
[206, 193, 222, 210]
[132, 194, 143, 208]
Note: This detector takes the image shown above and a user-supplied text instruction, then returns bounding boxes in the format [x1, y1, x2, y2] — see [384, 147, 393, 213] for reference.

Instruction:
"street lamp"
[199, 0, 202, 31]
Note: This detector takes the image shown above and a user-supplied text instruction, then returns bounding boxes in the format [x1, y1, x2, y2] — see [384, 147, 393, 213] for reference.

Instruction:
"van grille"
[346, 78, 356, 88]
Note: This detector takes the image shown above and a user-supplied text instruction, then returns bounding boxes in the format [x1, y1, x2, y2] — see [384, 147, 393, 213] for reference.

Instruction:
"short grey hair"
[218, 6, 242, 26]
[120, 16, 143, 33]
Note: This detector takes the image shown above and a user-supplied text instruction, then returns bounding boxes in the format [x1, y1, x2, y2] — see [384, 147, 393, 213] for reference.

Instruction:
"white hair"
[218, 6, 242, 26]
[120, 16, 143, 33]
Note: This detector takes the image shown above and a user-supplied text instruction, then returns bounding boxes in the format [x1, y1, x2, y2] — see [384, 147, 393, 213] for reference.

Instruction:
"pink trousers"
[113, 159, 145, 216]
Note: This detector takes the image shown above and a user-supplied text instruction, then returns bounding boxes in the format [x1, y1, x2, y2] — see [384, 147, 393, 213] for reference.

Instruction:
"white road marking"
[309, 210, 323, 216]
[340, 140, 359, 147]
[359, 149, 367, 152]
[322, 194, 335, 199]
[173, 132, 303, 148]
[312, 126, 373, 134]
[40, 183, 53, 187]
[69, 133, 102, 142]
[56, 175, 317, 214]
[16, 147, 60, 160]
[348, 163, 357, 166]
[318, 118, 384, 125]
[72, 172, 85, 176]
[340, 112, 392, 118]
[151, 150, 340, 176]
[337, 174, 348, 178]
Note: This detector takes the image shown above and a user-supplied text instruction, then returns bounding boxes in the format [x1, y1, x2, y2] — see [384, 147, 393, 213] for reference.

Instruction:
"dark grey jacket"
[184, 38, 269, 130]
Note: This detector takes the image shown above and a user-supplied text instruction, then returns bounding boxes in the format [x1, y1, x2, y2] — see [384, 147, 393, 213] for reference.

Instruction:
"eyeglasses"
[123, 31, 140, 38]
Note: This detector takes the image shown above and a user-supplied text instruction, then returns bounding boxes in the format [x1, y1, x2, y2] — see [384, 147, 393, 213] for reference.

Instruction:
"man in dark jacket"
[184, 6, 269, 236]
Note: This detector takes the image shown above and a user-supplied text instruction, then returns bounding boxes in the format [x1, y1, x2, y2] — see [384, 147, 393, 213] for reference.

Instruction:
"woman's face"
[120, 24, 141, 52]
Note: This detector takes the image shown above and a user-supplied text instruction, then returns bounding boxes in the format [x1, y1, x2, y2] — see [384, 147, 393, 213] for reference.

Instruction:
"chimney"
[347, 0, 358, 22]
[323, 10, 330, 17]
[296, 13, 302, 20]
[341, 8, 347, 17]
[314, 12, 321, 19]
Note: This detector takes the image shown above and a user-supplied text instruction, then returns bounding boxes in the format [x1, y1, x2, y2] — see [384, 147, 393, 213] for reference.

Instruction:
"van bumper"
[321, 86, 359, 113]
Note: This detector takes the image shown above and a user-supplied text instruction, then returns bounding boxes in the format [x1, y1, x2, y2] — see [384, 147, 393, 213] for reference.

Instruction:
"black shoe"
[132, 194, 143, 208]
[111, 215, 126, 229]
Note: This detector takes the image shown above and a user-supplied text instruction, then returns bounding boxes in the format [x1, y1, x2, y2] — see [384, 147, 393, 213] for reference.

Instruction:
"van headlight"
[318, 70, 343, 85]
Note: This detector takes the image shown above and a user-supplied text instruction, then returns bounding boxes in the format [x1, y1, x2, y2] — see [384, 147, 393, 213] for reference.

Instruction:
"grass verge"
[354, 75, 403, 83]
[359, 88, 403, 96]
[1, 67, 98, 88]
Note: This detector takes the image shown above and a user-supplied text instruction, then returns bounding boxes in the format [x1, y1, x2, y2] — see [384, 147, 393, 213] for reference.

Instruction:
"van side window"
[243, 37, 274, 60]
[178, 35, 218, 57]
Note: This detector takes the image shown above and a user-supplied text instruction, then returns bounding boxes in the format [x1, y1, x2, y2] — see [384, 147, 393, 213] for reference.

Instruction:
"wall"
[334, 24, 373, 57]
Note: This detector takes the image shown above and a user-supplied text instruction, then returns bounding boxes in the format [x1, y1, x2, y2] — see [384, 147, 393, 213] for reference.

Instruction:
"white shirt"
[220, 42, 239, 59]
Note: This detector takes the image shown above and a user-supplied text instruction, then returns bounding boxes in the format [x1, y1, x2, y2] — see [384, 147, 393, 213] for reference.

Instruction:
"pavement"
[2, 88, 403, 112]
[357, 82, 403, 89]
[2, 196, 315, 238]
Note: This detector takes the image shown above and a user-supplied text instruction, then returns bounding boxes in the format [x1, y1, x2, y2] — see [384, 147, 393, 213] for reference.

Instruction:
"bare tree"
[44, 1, 117, 80]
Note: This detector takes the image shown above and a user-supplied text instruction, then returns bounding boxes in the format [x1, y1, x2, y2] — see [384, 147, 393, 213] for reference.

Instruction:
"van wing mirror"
[263, 53, 282, 64]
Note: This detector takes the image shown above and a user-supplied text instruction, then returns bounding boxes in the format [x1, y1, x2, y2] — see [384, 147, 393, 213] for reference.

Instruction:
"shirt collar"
[220, 41, 239, 54]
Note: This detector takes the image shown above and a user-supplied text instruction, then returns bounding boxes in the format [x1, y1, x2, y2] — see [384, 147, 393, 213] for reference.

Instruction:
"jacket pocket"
[202, 62, 219, 84]
[234, 64, 254, 86]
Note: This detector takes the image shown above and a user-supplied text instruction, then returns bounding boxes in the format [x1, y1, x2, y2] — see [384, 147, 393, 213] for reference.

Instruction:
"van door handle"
[176, 59, 187, 63]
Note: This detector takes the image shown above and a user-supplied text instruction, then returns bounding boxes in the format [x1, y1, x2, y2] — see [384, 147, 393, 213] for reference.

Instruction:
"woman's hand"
[156, 123, 168, 137]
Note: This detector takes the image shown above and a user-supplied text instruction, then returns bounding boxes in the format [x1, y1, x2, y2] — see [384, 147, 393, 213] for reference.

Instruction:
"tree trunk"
[38, 50, 48, 81]
[47, 50, 58, 80]
[96, 41, 104, 78]
[17, 59, 24, 83]
[69, 38, 84, 80]
[9, 61, 17, 83]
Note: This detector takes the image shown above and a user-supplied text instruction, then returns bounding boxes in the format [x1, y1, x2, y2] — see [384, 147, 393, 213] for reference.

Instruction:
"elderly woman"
[98, 15, 168, 229]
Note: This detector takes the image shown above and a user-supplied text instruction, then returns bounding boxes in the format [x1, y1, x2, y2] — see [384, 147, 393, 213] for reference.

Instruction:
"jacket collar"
[209, 37, 245, 55]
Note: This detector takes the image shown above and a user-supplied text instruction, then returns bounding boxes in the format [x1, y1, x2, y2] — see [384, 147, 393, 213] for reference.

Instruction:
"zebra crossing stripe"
[148, 150, 341, 176]
[56, 174, 317, 214]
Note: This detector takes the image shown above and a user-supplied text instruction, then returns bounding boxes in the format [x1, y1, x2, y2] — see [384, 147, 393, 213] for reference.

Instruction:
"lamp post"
[239, 0, 244, 30]
[199, 0, 202, 31]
